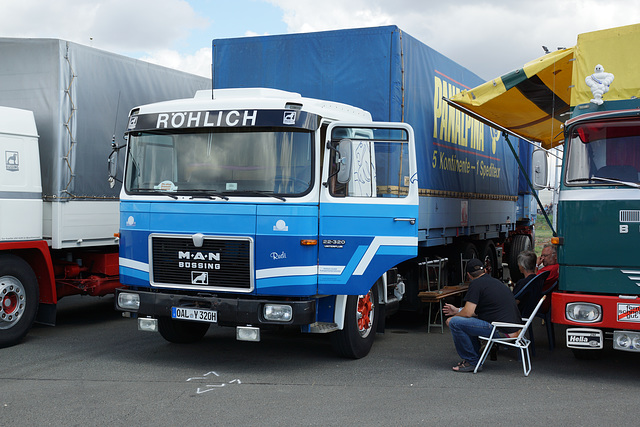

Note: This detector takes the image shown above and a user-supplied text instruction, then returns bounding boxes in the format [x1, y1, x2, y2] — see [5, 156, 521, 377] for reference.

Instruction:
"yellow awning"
[450, 23, 640, 149]
[572, 24, 640, 106]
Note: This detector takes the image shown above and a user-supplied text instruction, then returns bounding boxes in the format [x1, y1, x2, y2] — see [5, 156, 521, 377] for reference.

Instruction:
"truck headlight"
[616, 333, 630, 348]
[613, 331, 640, 352]
[237, 326, 260, 342]
[138, 317, 158, 332]
[566, 302, 601, 323]
[118, 292, 140, 310]
[263, 304, 293, 322]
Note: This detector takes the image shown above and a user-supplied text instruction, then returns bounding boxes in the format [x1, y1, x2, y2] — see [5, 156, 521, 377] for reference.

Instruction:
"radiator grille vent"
[150, 234, 253, 291]
[620, 210, 640, 223]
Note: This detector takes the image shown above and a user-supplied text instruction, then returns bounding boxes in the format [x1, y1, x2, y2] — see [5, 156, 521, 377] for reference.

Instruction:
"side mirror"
[336, 138, 352, 184]
[532, 148, 549, 189]
[107, 150, 118, 188]
[108, 134, 125, 188]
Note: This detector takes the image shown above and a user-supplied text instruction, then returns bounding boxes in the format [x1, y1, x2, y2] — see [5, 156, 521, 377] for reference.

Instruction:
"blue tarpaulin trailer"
[212, 26, 534, 253]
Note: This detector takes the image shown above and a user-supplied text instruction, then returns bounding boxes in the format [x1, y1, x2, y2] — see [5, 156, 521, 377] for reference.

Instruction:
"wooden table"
[418, 285, 469, 333]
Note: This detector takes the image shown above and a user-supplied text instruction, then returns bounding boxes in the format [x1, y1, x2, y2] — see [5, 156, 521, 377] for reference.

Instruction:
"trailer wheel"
[0, 254, 39, 348]
[158, 317, 210, 344]
[508, 235, 532, 281]
[330, 284, 379, 359]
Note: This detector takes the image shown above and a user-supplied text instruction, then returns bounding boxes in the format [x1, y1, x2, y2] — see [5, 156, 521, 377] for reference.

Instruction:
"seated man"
[512, 250, 541, 318]
[443, 259, 522, 372]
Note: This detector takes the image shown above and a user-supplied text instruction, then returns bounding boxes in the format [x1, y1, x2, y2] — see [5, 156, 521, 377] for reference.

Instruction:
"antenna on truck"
[111, 91, 122, 149]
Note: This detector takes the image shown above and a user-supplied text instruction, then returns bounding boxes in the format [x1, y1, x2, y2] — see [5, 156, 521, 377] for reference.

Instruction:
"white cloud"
[2, 0, 640, 81]
[272, 0, 393, 33]
[140, 47, 212, 78]
[1, 0, 206, 50]
[0, 0, 208, 72]
[267, 0, 640, 79]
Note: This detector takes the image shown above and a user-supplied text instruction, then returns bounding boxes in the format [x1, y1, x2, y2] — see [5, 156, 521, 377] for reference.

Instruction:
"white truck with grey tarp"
[0, 38, 210, 348]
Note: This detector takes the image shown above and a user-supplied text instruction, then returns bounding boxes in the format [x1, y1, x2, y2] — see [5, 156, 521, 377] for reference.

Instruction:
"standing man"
[443, 258, 522, 372]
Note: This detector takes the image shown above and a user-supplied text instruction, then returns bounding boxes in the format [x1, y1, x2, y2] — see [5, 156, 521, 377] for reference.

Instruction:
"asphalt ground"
[1, 295, 638, 426]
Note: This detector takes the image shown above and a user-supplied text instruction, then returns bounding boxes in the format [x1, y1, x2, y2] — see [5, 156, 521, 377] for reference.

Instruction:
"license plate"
[618, 303, 640, 323]
[171, 307, 218, 323]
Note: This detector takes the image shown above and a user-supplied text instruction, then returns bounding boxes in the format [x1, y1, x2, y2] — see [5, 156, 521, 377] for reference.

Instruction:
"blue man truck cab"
[115, 26, 534, 358]
[115, 88, 417, 358]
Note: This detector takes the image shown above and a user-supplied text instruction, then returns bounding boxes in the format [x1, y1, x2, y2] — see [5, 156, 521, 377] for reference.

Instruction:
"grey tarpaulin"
[0, 38, 211, 200]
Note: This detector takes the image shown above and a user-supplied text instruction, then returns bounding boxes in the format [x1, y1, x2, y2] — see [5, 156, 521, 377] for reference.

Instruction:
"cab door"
[318, 122, 418, 295]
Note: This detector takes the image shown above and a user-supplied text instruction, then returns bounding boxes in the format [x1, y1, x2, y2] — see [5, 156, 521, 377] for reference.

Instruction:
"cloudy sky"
[1, 0, 639, 81]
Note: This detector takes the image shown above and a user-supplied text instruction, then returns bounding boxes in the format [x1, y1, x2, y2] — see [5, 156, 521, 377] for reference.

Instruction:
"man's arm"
[443, 301, 477, 318]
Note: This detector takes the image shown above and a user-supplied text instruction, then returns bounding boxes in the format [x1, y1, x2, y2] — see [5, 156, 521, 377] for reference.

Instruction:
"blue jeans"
[448, 316, 494, 365]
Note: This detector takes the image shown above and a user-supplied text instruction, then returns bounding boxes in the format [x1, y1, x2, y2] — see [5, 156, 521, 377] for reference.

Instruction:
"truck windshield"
[124, 128, 313, 197]
[566, 119, 640, 186]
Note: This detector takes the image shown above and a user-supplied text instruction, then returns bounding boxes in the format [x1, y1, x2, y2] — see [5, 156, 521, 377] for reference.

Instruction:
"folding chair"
[474, 295, 546, 376]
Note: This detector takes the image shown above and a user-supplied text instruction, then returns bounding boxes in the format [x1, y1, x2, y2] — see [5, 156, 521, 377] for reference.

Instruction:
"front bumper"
[551, 291, 640, 330]
[115, 288, 316, 326]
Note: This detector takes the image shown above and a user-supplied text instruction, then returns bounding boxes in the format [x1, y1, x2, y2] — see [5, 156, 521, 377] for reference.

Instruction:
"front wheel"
[0, 254, 39, 348]
[158, 317, 210, 343]
[330, 285, 379, 359]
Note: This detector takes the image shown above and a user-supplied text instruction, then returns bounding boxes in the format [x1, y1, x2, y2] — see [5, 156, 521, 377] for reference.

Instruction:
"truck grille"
[150, 234, 253, 292]
[620, 210, 640, 223]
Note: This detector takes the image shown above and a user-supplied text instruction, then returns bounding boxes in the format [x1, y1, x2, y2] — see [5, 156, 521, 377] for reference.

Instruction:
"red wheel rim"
[2, 293, 18, 314]
[1, 277, 25, 328]
[356, 291, 374, 336]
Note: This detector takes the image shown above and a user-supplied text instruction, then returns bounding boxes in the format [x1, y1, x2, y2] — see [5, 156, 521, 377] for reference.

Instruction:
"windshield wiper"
[223, 190, 287, 201]
[183, 189, 230, 200]
[568, 177, 640, 189]
[130, 188, 179, 199]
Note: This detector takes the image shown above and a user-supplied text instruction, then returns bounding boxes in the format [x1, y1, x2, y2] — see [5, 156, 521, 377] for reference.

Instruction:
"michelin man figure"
[585, 64, 614, 105]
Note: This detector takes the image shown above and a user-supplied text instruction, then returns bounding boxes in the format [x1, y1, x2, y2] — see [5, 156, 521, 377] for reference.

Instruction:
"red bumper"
[551, 291, 640, 330]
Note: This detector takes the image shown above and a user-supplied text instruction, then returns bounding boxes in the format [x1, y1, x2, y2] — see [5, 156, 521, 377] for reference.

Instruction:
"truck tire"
[508, 235, 532, 281]
[330, 284, 379, 359]
[158, 317, 210, 344]
[480, 240, 498, 278]
[0, 254, 39, 348]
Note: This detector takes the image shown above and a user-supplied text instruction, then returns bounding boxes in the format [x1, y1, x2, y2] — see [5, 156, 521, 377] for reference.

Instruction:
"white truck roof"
[134, 88, 373, 122]
[0, 106, 38, 138]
